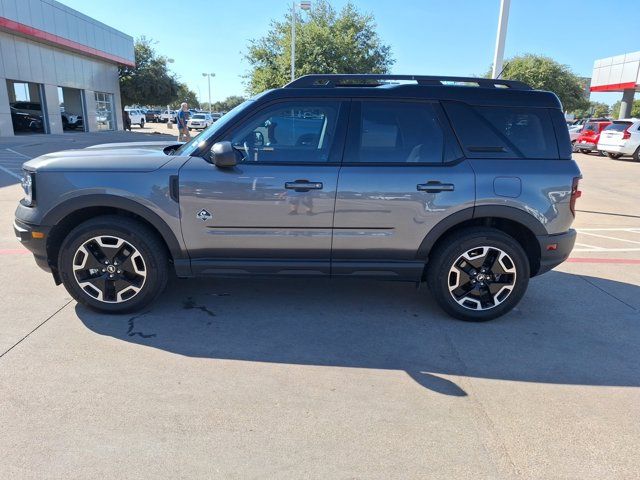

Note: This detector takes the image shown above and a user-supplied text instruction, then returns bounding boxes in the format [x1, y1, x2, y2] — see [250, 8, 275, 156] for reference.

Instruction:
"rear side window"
[345, 101, 456, 163]
[583, 123, 597, 133]
[604, 122, 632, 132]
[443, 102, 559, 159]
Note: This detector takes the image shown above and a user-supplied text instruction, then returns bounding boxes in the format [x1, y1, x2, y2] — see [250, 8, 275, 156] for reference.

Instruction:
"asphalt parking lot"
[0, 135, 638, 478]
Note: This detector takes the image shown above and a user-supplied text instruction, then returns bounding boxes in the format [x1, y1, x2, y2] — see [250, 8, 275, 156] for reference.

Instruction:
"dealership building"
[591, 51, 640, 118]
[0, 0, 134, 136]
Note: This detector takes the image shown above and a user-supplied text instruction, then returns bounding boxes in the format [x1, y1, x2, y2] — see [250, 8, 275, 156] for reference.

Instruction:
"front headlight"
[21, 170, 35, 206]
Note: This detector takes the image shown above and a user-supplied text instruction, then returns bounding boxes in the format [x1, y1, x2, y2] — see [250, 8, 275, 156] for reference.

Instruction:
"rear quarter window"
[604, 122, 632, 132]
[443, 101, 560, 159]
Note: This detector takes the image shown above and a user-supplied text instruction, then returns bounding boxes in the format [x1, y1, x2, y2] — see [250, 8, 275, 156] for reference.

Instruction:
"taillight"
[622, 128, 631, 140]
[570, 177, 581, 217]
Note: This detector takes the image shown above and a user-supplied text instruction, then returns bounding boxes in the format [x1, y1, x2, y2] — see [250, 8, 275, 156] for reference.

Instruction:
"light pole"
[167, 58, 175, 129]
[291, 0, 311, 81]
[491, 0, 511, 79]
[202, 73, 215, 113]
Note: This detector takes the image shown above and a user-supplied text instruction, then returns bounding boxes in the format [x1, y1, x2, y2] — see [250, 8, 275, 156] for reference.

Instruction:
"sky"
[59, 0, 640, 106]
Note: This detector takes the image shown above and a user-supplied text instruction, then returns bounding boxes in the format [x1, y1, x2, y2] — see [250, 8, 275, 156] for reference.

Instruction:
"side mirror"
[211, 141, 238, 167]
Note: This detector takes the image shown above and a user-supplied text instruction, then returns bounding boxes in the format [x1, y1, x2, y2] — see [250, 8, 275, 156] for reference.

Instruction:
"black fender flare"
[42, 194, 190, 269]
[417, 205, 547, 258]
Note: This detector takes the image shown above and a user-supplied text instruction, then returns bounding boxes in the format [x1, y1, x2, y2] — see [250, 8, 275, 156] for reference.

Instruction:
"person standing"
[176, 102, 191, 142]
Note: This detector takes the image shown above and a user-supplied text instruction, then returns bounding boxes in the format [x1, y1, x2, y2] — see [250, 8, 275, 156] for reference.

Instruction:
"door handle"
[417, 181, 455, 193]
[285, 180, 323, 192]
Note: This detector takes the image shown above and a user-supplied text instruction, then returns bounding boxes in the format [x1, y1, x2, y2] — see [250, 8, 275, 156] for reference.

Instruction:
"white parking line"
[574, 227, 640, 253]
[5, 148, 31, 159]
[0, 165, 21, 179]
[578, 231, 640, 245]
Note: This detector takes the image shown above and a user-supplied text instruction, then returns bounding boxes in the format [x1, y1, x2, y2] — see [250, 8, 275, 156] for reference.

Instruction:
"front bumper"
[14, 218, 52, 273]
[535, 229, 576, 276]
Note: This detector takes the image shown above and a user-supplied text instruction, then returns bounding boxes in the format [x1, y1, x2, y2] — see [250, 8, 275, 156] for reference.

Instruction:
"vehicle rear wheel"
[139, 119, 145, 128]
[633, 147, 640, 161]
[426, 227, 530, 322]
[58, 215, 169, 313]
[579, 148, 590, 154]
[607, 152, 623, 159]
[597, 150, 605, 156]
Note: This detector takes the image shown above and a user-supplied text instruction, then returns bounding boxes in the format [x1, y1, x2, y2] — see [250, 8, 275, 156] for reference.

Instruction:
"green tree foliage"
[610, 99, 640, 118]
[490, 54, 589, 113]
[571, 101, 610, 119]
[119, 37, 180, 106]
[244, 0, 394, 94]
[172, 84, 199, 109]
[212, 95, 246, 112]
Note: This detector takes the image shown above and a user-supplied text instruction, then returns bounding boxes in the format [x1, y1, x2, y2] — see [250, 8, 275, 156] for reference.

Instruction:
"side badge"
[196, 209, 212, 221]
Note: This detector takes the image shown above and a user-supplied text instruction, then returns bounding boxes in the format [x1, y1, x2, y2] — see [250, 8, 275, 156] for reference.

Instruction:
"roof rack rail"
[285, 74, 532, 90]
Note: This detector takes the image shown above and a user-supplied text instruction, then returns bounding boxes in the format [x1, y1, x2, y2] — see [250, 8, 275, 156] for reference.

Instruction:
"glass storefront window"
[95, 92, 115, 131]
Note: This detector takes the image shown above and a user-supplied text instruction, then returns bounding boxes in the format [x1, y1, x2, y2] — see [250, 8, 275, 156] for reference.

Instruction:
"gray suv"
[14, 75, 581, 321]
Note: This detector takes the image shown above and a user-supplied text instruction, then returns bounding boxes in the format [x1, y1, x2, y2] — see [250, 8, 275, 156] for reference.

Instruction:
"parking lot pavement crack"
[0, 300, 73, 361]
[578, 275, 638, 312]
[437, 324, 520, 478]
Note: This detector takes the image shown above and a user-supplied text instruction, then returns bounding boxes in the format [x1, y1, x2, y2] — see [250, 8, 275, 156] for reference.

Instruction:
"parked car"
[10, 101, 43, 117]
[61, 111, 83, 130]
[145, 109, 161, 123]
[10, 107, 44, 133]
[568, 124, 583, 144]
[14, 74, 581, 322]
[573, 120, 611, 155]
[159, 110, 176, 123]
[597, 118, 640, 160]
[125, 109, 145, 128]
[188, 113, 214, 130]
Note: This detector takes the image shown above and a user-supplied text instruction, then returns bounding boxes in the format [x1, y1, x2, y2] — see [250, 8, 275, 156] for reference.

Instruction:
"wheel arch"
[418, 206, 546, 277]
[43, 195, 190, 280]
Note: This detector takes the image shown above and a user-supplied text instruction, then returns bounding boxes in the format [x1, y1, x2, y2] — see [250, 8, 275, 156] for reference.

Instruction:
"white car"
[597, 118, 640, 160]
[125, 109, 145, 128]
[159, 110, 176, 123]
[187, 113, 214, 130]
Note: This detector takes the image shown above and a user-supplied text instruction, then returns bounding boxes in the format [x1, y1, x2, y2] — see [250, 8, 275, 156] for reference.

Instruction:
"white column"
[0, 79, 14, 137]
[43, 84, 63, 134]
[491, 0, 511, 79]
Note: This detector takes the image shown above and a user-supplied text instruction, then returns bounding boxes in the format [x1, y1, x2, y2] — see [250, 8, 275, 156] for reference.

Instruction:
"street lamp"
[491, 0, 511, 79]
[202, 73, 215, 114]
[167, 58, 175, 129]
[291, 0, 311, 81]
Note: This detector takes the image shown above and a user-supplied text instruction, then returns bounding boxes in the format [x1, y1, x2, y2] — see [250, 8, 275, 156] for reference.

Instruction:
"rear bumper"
[535, 229, 576, 276]
[13, 218, 52, 273]
[597, 143, 634, 154]
[573, 141, 597, 151]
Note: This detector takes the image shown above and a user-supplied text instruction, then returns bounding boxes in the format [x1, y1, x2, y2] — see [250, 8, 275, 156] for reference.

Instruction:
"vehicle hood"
[23, 145, 181, 173]
[85, 140, 183, 151]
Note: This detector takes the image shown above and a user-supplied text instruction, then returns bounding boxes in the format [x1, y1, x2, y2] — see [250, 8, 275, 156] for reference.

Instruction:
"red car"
[574, 120, 611, 155]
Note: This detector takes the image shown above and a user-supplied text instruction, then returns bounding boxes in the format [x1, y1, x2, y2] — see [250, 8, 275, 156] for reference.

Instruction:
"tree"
[211, 95, 246, 112]
[244, 0, 394, 94]
[172, 83, 199, 109]
[119, 37, 180, 106]
[571, 101, 610, 119]
[611, 99, 640, 118]
[489, 54, 589, 113]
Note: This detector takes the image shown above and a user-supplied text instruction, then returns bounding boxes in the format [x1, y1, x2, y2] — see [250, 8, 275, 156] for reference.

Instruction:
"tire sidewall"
[59, 220, 167, 313]
[427, 229, 530, 322]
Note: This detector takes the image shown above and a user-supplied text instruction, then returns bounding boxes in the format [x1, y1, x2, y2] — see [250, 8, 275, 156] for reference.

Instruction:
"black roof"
[257, 74, 562, 109]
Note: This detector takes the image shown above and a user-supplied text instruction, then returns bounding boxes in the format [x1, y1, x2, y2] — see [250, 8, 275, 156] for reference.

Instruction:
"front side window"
[227, 101, 341, 163]
[346, 101, 445, 163]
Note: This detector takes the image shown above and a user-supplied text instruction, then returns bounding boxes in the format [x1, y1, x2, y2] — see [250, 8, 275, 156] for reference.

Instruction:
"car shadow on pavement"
[76, 270, 640, 396]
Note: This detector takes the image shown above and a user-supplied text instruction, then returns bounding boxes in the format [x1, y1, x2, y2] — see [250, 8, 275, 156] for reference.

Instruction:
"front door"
[332, 100, 475, 279]
[179, 99, 348, 276]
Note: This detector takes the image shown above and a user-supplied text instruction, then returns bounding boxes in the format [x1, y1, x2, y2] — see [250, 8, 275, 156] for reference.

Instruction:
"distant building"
[0, 0, 134, 136]
[591, 52, 639, 118]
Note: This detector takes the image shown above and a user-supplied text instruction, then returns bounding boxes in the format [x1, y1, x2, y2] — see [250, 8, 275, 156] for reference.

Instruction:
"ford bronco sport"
[14, 74, 581, 321]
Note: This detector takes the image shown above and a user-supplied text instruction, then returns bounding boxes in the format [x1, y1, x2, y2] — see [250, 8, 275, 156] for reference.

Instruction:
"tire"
[597, 150, 605, 157]
[607, 152, 622, 159]
[139, 119, 145, 128]
[579, 149, 589, 154]
[633, 147, 640, 162]
[58, 215, 169, 313]
[426, 227, 530, 322]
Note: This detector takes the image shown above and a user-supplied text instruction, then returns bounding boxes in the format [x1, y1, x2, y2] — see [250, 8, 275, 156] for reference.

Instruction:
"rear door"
[332, 99, 475, 279]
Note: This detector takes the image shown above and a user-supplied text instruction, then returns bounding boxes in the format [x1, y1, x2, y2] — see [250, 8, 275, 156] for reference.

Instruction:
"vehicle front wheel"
[426, 227, 530, 322]
[607, 152, 623, 159]
[139, 120, 145, 128]
[58, 216, 169, 313]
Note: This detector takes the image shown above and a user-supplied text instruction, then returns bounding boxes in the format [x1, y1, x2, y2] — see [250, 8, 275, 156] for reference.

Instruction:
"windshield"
[193, 114, 206, 119]
[175, 100, 254, 156]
